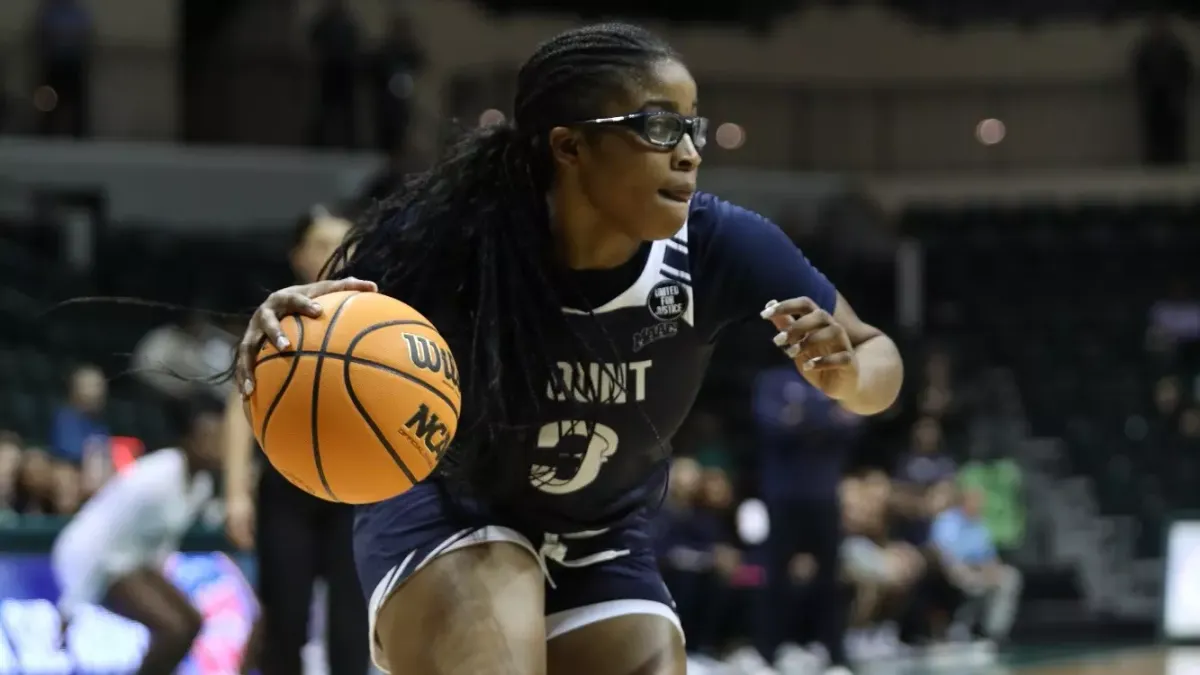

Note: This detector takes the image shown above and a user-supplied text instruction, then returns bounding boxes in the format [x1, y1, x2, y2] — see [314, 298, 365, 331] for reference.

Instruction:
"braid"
[325, 22, 676, 510]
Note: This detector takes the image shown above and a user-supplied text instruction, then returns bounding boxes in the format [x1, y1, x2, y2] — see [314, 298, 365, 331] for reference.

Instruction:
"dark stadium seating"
[0, 220, 289, 449]
[2, 197, 1196, 561]
[902, 198, 1200, 558]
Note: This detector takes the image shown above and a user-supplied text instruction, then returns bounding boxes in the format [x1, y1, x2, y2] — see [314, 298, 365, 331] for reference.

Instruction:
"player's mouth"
[657, 188, 694, 203]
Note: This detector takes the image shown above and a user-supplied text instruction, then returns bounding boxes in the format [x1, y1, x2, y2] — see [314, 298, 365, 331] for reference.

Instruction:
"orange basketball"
[247, 291, 460, 503]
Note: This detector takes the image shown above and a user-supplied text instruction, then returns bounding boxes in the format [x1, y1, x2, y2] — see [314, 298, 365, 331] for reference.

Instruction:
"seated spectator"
[839, 474, 924, 661]
[841, 476, 924, 616]
[50, 365, 110, 464]
[928, 486, 1022, 647]
[895, 417, 956, 493]
[889, 418, 956, 586]
[51, 458, 82, 514]
[0, 432, 22, 513]
[131, 308, 236, 401]
[893, 418, 954, 523]
[656, 458, 739, 657]
[50, 365, 111, 495]
[14, 447, 56, 515]
[958, 457, 1024, 557]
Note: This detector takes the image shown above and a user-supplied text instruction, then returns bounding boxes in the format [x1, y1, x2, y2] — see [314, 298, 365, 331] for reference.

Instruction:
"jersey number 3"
[529, 421, 619, 495]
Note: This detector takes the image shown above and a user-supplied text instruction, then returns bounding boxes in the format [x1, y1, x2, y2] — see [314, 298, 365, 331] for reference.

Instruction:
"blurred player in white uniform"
[51, 395, 224, 675]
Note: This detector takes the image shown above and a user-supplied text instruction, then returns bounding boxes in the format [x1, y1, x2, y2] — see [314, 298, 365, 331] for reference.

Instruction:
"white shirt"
[53, 448, 214, 604]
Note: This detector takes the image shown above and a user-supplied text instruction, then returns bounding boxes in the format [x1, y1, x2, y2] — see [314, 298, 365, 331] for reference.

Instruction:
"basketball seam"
[346, 319, 460, 418]
[256, 352, 461, 419]
[257, 315, 305, 455]
[252, 319, 435, 367]
[256, 329, 460, 419]
[344, 318, 460, 472]
[341, 334, 421, 487]
[311, 293, 360, 502]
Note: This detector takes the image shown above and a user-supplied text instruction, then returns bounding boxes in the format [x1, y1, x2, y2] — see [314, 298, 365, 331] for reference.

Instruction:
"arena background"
[2, 0, 1200, 673]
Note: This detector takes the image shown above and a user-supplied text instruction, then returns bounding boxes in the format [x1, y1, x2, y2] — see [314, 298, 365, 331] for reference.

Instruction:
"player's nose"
[671, 134, 702, 171]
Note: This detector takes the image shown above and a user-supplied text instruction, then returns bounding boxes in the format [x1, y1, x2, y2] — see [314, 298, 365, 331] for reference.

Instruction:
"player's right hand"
[235, 278, 377, 397]
[226, 492, 256, 550]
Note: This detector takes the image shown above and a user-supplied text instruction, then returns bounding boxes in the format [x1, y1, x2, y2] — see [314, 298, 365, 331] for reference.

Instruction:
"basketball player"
[233, 23, 903, 675]
[223, 205, 369, 675]
[51, 395, 223, 675]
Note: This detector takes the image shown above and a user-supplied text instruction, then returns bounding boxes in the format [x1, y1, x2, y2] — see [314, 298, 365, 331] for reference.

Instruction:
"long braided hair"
[324, 23, 679, 511]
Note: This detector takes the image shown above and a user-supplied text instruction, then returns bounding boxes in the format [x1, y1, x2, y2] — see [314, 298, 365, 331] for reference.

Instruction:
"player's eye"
[644, 114, 684, 145]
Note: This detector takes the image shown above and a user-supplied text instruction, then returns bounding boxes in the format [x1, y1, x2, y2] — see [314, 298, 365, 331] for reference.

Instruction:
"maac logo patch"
[634, 280, 689, 352]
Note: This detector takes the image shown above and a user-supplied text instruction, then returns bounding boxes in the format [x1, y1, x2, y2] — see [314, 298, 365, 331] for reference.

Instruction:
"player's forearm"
[838, 333, 903, 416]
[222, 391, 256, 498]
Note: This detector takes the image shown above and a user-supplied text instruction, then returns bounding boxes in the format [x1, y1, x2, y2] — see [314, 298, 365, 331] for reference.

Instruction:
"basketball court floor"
[863, 645, 1200, 675]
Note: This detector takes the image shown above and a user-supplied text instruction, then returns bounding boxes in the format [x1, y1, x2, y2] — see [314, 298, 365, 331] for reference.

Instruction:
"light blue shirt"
[930, 507, 996, 565]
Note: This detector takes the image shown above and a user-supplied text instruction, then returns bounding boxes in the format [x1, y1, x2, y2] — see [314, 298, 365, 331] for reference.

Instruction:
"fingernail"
[772, 332, 789, 347]
[760, 301, 778, 319]
[801, 357, 816, 370]
[276, 336, 290, 350]
[310, 302, 322, 314]
[784, 345, 801, 359]
[243, 379, 254, 395]
[348, 276, 359, 281]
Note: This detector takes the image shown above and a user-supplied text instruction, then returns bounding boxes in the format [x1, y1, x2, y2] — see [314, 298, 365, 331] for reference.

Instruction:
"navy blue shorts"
[354, 481, 680, 672]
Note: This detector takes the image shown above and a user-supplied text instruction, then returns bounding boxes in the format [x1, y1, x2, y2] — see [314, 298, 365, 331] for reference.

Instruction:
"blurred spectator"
[131, 308, 236, 401]
[51, 458, 81, 514]
[1148, 280, 1200, 347]
[292, 205, 354, 283]
[929, 486, 1023, 647]
[1153, 375, 1183, 428]
[371, 13, 424, 157]
[15, 448, 56, 514]
[917, 348, 958, 421]
[0, 432, 22, 513]
[656, 458, 739, 656]
[31, 0, 92, 138]
[309, 0, 361, 148]
[839, 475, 924, 659]
[896, 417, 956, 491]
[892, 417, 956, 544]
[958, 457, 1024, 556]
[1133, 12, 1191, 166]
[49, 365, 109, 471]
[752, 366, 862, 673]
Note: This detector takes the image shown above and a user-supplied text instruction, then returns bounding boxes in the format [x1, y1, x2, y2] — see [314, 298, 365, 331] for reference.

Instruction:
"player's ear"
[548, 126, 583, 168]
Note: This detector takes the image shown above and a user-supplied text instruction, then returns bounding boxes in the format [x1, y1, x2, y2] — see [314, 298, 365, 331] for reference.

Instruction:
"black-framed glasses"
[575, 111, 708, 151]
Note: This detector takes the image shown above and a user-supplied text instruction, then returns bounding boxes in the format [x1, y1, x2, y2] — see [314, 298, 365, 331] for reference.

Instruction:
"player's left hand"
[762, 297, 858, 399]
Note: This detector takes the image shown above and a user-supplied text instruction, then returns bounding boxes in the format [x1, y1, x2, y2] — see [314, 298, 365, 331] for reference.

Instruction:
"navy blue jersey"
[492, 191, 837, 531]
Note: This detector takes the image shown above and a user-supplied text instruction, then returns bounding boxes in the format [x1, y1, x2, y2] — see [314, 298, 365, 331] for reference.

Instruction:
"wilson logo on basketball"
[401, 333, 460, 388]
[404, 403, 452, 456]
[249, 291, 460, 504]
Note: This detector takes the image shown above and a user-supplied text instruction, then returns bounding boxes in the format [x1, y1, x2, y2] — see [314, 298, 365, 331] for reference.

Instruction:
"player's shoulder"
[686, 191, 765, 237]
[685, 191, 802, 267]
[686, 192, 789, 248]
